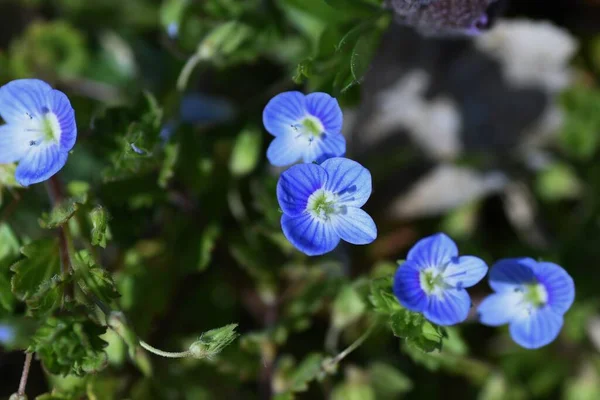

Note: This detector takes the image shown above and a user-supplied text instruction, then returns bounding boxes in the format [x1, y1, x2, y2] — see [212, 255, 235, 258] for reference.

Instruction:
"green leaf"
[198, 222, 221, 271]
[39, 195, 87, 229]
[332, 284, 366, 329]
[369, 362, 413, 398]
[73, 251, 120, 305]
[277, 353, 325, 395]
[536, 162, 582, 201]
[89, 206, 111, 248]
[11, 239, 61, 301]
[350, 32, 378, 83]
[368, 277, 401, 315]
[188, 323, 240, 360]
[29, 313, 108, 377]
[158, 142, 180, 188]
[229, 128, 262, 177]
[389, 309, 427, 338]
[0, 223, 19, 261]
[27, 275, 70, 317]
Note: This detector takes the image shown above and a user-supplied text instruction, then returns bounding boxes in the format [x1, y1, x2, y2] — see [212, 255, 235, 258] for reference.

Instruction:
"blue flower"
[0, 79, 76, 186]
[393, 233, 488, 326]
[477, 258, 575, 349]
[276, 157, 376, 256]
[263, 91, 345, 166]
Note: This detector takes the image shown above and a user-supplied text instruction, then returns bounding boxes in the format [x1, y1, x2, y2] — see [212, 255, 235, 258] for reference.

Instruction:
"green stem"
[323, 322, 377, 371]
[139, 340, 191, 359]
[177, 52, 204, 91]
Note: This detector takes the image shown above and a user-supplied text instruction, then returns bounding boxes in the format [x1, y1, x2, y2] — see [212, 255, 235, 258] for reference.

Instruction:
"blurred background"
[0, 0, 600, 399]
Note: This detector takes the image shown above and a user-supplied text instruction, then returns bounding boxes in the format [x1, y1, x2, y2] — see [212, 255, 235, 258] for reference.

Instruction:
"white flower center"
[292, 116, 324, 142]
[306, 189, 338, 221]
[24, 108, 61, 147]
[522, 282, 548, 308]
[419, 267, 446, 295]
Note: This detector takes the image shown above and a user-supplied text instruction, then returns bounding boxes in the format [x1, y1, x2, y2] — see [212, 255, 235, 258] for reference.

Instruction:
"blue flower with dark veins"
[478, 258, 575, 349]
[263, 91, 346, 166]
[276, 157, 376, 256]
[393, 233, 488, 326]
[0, 79, 77, 186]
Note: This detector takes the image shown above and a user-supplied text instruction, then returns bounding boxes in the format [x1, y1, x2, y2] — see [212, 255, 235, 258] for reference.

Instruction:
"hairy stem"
[46, 175, 74, 304]
[17, 352, 33, 396]
[139, 340, 191, 359]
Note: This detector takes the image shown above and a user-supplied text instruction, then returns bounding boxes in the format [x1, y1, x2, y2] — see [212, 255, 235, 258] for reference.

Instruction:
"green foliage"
[369, 277, 446, 352]
[0, 1, 597, 398]
[28, 313, 108, 376]
[73, 251, 120, 305]
[89, 206, 111, 248]
[39, 195, 88, 229]
[9, 21, 88, 79]
[11, 239, 62, 302]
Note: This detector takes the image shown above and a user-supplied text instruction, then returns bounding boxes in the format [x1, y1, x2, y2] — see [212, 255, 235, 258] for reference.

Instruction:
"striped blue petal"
[0, 79, 52, 123]
[267, 132, 306, 167]
[423, 288, 471, 326]
[488, 258, 536, 293]
[281, 213, 340, 256]
[407, 233, 458, 269]
[263, 91, 305, 137]
[276, 163, 327, 216]
[442, 255, 488, 289]
[305, 93, 343, 135]
[393, 260, 428, 312]
[530, 261, 575, 315]
[509, 306, 564, 349]
[15, 143, 68, 187]
[477, 292, 524, 326]
[0, 125, 37, 164]
[47, 89, 77, 152]
[313, 132, 346, 163]
[321, 158, 372, 208]
[331, 207, 377, 245]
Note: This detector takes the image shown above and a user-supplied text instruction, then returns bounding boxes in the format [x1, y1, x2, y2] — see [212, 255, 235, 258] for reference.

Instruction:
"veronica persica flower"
[276, 157, 376, 256]
[0, 79, 76, 186]
[477, 258, 574, 349]
[263, 91, 345, 166]
[393, 233, 488, 326]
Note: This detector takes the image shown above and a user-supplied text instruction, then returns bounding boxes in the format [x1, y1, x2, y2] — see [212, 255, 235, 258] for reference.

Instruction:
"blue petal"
[442, 255, 488, 289]
[267, 133, 305, 166]
[277, 163, 327, 216]
[320, 158, 372, 207]
[331, 207, 377, 245]
[530, 261, 575, 315]
[509, 306, 563, 349]
[0, 79, 52, 124]
[424, 288, 471, 326]
[477, 292, 524, 327]
[281, 213, 340, 256]
[15, 144, 68, 186]
[488, 258, 536, 293]
[313, 132, 346, 163]
[263, 91, 305, 137]
[393, 260, 428, 313]
[0, 125, 36, 164]
[407, 233, 458, 269]
[305, 93, 343, 135]
[47, 89, 77, 152]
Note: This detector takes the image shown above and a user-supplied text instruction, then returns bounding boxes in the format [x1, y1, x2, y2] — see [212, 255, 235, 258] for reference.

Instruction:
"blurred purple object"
[386, 0, 499, 36]
[180, 93, 235, 125]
